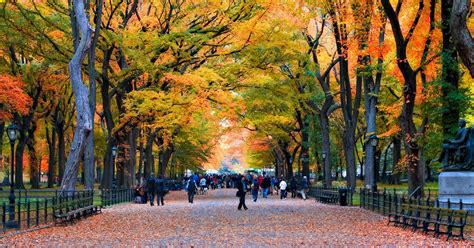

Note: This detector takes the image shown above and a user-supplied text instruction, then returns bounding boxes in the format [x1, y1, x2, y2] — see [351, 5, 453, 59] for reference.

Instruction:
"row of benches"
[53, 194, 101, 225]
[314, 190, 339, 204]
[388, 204, 468, 240]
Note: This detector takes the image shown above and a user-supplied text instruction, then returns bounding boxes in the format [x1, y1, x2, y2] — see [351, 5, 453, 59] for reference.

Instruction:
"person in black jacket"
[290, 177, 298, 198]
[147, 173, 156, 206]
[155, 175, 166, 206]
[237, 175, 248, 210]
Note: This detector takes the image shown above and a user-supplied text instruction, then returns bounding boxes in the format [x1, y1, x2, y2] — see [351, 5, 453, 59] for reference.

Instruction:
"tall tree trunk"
[144, 130, 157, 178]
[450, 0, 474, 78]
[328, 1, 361, 191]
[127, 128, 138, 187]
[300, 116, 310, 179]
[57, 123, 66, 184]
[381, 0, 424, 196]
[160, 146, 173, 178]
[320, 114, 332, 187]
[84, 0, 103, 191]
[15, 130, 26, 189]
[46, 126, 56, 188]
[27, 121, 39, 189]
[60, 0, 94, 194]
[441, 0, 461, 137]
[343, 129, 357, 190]
[0, 123, 4, 164]
[137, 132, 144, 183]
[391, 136, 401, 184]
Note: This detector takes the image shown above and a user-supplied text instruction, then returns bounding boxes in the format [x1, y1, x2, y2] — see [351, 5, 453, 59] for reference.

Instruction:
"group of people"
[135, 172, 310, 211]
[133, 174, 168, 206]
[234, 173, 310, 210]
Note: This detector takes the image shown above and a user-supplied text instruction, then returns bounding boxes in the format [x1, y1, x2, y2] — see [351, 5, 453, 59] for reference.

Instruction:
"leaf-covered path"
[3, 189, 473, 247]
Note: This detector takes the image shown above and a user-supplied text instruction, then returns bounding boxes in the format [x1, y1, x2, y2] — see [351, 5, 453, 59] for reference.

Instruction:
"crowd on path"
[134, 172, 310, 211]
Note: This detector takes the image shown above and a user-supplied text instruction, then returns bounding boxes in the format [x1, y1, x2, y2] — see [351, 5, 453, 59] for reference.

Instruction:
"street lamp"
[369, 134, 379, 191]
[112, 146, 117, 182]
[369, 134, 379, 147]
[6, 123, 18, 228]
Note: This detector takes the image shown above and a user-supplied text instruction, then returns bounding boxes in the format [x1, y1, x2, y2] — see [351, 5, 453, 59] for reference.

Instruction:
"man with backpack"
[186, 178, 198, 204]
[146, 173, 156, 206]
[155, 175, 166, 206]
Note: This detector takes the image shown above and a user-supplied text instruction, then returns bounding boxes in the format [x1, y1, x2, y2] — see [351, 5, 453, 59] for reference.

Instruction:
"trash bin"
[339, 188, 348, 206]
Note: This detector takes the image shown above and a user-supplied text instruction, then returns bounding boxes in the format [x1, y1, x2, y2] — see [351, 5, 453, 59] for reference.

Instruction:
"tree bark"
[46, 126, 56, 188]
[441, 0, 461, 137]
[60, 0, 94, 194]
[27, 121, 39, 189]
[450, 0, 474, 78]
[320, 114, 332, 187]
[391, 136, 401, 184]
[381, 0, 424, 196]
[57, 122, 66, 184]
[127, 127, 138, 186]
[144, 129, 157, 178]
[328, 0, 361, 191]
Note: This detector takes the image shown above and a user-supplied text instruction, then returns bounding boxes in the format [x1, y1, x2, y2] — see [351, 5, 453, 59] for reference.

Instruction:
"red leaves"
[0, 75, 32, 121]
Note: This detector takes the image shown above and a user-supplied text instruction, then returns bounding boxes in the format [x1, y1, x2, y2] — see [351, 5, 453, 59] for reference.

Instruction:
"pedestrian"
[187, 178, 198, 204]
[279, 178, 288, 200]
[272, 177, 279, 195]
[251, 175, 259, 202]
[155, 175, 166, 206]
[290, 177, 298, 198]
[147, 173, 156, 206]
[261, 175, 271, 198]
[299, 176, 309, 200]
[237, 176, 248, 210]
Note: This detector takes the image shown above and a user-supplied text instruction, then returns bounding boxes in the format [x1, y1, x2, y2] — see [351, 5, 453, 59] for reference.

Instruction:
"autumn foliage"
[0, 75, 32, 121]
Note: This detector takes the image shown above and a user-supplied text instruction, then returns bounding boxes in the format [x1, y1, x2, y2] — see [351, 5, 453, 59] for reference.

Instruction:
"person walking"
[279, 178, 288, 200]
[237, 176, 248, 210]
[146, 173, 156, 206]
[299, 176, 309, 200]
[155, 175, 166, 206]
[261, 176, 270, 198]
[251, 175, 259, 202]
[290, 177, 298, 198]
[186, 177, 198, 204]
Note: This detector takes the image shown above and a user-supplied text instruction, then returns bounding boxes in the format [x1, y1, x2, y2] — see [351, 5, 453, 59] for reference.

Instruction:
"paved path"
[3, 189, 473, 247]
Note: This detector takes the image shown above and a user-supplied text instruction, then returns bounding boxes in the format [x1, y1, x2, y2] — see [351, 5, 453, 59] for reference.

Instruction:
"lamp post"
[112, 146, 117, 183]
[369, 134, 379, 191]
[6, 124, 18, 228]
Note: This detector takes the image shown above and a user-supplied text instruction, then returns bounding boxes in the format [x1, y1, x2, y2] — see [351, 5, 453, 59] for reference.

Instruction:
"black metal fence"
[100, 189, 133, 207]
[0, 188, 133, 235]
[359, 188, 474, 227]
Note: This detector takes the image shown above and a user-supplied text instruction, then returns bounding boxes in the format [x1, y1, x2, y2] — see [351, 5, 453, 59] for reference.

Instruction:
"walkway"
[3, 189, 472, 247]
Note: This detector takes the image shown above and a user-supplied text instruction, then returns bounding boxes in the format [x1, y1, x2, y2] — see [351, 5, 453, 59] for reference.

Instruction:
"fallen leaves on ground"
[2, 189, 473, 247]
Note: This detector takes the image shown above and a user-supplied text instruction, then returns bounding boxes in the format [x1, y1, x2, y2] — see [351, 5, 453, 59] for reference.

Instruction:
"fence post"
[17, 200, 21, 229]
[36, 200, 40, 226]
[382, 189, 386, 215]
[27, 200, 31, 228]
[44, 199, 48, 224]
[2, 203, 6, 233]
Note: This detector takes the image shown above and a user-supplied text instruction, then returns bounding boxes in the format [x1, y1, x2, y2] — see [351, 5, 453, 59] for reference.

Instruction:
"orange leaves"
[0, 75, 32, 121]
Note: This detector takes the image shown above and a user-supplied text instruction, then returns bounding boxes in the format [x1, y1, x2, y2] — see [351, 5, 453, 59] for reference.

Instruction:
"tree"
[381, 0, 438, 196]
[60, 0, 94, 193]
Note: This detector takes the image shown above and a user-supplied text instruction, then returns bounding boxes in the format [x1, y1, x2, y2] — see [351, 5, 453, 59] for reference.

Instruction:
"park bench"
[315, 190, 339, 204]
[53, 193, 101, 225]
[388, 204, 468, 240]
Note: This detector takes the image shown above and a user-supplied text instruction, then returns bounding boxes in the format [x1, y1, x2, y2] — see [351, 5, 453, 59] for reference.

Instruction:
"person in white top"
[279, 179, 288, 200]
